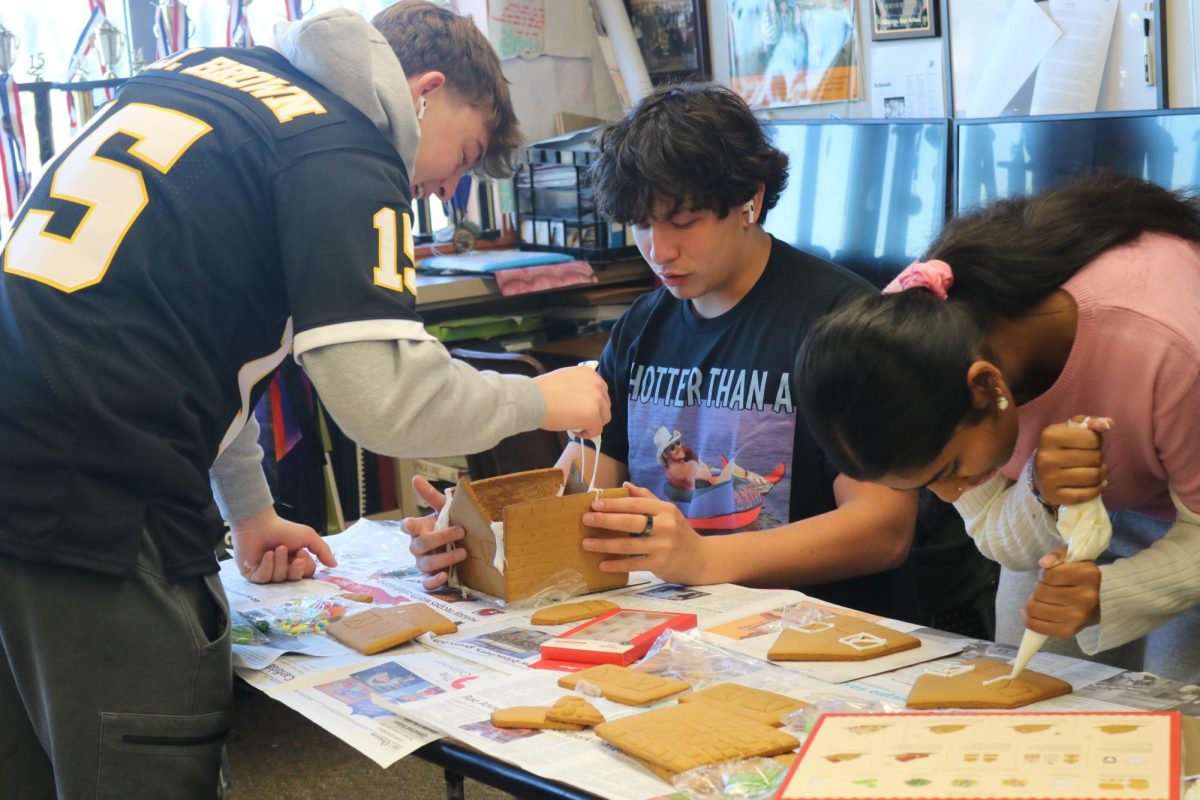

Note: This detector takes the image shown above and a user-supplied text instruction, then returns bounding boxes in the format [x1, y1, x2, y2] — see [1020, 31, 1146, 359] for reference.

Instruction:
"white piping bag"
[1003, 418, 1112, 682]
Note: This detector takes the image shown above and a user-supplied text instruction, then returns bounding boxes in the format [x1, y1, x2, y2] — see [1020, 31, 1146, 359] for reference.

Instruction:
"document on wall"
[488, 0, 546, 59]
[1030, 0, 1119, 114]
[869, 39, 946, 118]
[964, 0, 1062, 117]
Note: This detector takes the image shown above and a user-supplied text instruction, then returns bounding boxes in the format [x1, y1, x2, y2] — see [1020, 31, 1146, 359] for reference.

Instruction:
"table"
[415, 740, 602, 800]
[227, 521, 1200, 800]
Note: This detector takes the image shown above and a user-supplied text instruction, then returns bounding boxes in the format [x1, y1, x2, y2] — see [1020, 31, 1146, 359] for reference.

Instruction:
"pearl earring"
[995, 387, 1009, 411]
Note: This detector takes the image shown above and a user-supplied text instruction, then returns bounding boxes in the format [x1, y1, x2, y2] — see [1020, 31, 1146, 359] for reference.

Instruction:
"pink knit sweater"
[957, 233, 1200, 654]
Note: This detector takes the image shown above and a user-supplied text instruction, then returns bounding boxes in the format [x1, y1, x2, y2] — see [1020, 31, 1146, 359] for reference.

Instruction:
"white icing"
[440, 487, 464, 591]
[839, 632, 886, 651]
[981, 675, 1013, 688]
[795, 621, 835, 634]
[436, 486, 455, 530]
[925, 663, 976, 678]
[571, 433, 603, 492]
[490, 520, 507, 573]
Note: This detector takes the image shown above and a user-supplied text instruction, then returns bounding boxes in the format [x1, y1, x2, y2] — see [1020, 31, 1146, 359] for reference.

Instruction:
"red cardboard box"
[539, 608, 697, 666]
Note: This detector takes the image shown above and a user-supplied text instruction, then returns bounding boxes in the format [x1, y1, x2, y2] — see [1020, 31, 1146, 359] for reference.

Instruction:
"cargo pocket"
[97, 710, 231, 800]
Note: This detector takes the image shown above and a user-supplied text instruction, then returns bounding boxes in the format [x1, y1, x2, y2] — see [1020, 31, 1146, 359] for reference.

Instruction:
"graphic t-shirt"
[599, 238, 919, 616]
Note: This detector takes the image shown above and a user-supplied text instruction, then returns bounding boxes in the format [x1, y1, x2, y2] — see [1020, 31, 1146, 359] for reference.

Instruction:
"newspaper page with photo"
[225, 519, 542, 669]
[236, 647, 508, 768]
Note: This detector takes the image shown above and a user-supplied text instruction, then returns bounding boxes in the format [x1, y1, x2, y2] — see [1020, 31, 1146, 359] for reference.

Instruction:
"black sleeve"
[274, 149, 422, 341]
[597, 314, 630, 466]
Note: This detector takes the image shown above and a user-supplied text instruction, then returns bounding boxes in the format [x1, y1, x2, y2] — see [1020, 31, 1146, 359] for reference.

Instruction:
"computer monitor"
[762, 119, 951, 288]
[955, 108, 1200, 214]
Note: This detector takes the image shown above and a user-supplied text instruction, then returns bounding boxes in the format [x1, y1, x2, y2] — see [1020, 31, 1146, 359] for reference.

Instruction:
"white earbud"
[417, 96, 428, 122]
[744, 198, 756, 224]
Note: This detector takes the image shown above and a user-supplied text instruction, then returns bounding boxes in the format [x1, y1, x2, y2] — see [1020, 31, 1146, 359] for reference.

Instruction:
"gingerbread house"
[447, 468, 630, 604]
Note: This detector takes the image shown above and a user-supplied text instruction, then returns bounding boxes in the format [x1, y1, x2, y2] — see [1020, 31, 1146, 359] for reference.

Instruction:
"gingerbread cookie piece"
[767, 615, 920, 662]
[326, 604, 457, 655]
[531, 599, 620, 626]
[557, 664, 690, 706]
[490, 706, 585, 731]
[546, 696, 605, 727]
[594, 702, 799, 779]
[677, 682, 809, 727]
[906, 658, 1072, 710]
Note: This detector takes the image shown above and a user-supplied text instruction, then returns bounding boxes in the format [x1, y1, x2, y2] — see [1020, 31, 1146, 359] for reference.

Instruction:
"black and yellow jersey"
[0, 46, 422, 580]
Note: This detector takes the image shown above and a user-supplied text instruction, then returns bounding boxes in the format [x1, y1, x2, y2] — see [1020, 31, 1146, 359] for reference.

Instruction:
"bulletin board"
[948, 0, 1165, 118]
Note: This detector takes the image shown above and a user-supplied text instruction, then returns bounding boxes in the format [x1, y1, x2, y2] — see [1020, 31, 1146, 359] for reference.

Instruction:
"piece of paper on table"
[965, 0, 1063, 118]
[1031, 0, 1119, 114]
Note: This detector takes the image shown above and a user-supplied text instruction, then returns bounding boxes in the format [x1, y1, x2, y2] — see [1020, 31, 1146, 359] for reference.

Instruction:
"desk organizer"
[514, 128, 639, 262]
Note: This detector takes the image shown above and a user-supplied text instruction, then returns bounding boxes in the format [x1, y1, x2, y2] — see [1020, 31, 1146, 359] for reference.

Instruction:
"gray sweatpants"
[995, 510, 1200, 683]
[0, 531, 232, 799]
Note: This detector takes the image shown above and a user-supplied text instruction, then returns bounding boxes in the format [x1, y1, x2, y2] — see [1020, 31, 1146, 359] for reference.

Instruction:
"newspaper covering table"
[221, 519, 1199, 796]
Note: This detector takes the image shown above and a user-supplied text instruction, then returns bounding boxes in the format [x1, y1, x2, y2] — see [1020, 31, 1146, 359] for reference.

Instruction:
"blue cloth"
[418, 249, 573, 273]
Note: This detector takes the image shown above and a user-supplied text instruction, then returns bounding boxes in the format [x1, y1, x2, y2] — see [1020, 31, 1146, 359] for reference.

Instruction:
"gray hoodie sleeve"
[297, 337, 547, 457]
[209, 415, 274, 522]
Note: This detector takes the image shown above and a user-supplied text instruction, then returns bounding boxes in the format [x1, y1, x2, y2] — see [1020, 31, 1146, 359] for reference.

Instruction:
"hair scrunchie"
[882, 259, 955, 300]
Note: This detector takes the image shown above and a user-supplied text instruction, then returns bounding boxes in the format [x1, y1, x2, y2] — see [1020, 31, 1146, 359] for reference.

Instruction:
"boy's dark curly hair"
[590, 84, 789, 224]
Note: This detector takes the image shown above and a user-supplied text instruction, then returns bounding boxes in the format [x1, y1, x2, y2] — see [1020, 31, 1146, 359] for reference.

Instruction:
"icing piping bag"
[1005, 418, 1112, 681]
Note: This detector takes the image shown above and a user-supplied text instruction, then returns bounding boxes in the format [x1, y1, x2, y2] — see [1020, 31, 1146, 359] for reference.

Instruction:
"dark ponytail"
[796, 172, 1200, 480]
[928, 171, 1200, 318]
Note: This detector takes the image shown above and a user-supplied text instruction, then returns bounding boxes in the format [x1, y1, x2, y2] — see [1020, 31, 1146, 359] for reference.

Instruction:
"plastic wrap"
[329, 518, 413, 574]
[673, 757, 787, 800]
[241, 595, 369, 637]
[450, 568, 592, 612]
[230, 610, 271, 645]
[780, 603, 835, 630]
[782, 694, 905, 740]
[633, 628, 767, 689]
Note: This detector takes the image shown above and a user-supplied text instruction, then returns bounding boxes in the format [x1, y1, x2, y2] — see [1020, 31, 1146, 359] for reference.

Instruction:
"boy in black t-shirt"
[409, 85, 920, 617]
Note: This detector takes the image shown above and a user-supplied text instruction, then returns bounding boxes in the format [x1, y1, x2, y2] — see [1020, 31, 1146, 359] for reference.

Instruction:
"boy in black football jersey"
[0, 2, 609, 796]
[407, 85, 920, 616]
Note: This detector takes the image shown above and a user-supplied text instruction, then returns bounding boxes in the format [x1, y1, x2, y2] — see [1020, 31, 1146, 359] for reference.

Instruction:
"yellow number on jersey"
[3, 103, 212, 293]
[371, 207, 417, 295]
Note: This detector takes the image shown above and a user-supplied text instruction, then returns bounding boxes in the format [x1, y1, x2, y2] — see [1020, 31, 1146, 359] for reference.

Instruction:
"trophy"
[96, 19, 125, 73]
[0, 25, 19, 75]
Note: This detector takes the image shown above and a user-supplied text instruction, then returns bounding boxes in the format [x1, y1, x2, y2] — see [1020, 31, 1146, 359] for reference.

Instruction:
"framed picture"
[626, 0, 710, 84]
[727, 0, 860, 110]
[872, 0, 938, 40]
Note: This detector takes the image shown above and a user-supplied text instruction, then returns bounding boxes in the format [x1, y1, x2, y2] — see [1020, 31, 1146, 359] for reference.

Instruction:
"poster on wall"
[727, 0, 860, 109]
[627, 0, 710, 83]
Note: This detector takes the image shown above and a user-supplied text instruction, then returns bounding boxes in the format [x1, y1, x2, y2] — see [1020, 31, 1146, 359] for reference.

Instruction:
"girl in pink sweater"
[795, 173, 1200, 681]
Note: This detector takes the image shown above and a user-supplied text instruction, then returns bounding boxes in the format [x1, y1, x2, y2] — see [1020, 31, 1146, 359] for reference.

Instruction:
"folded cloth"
[494, 260, 598, 297]
[418, 249, 572, 273]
